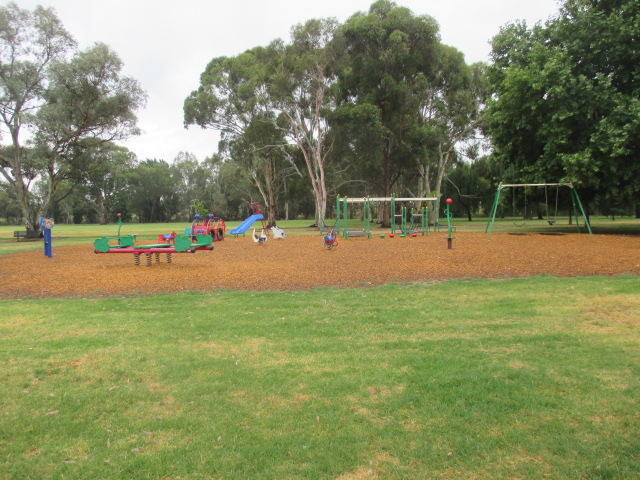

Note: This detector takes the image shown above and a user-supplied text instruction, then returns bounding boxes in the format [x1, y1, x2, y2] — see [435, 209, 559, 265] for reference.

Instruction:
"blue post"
[40, 217, 55, 258]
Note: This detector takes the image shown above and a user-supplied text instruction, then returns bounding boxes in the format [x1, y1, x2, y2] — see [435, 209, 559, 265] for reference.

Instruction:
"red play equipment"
[94, 214, 215, 266]
[251, 202, 270, 235]
[189, 214, 226, 241]
[157, 231, 177, 244]
[323, 231, 338, 250]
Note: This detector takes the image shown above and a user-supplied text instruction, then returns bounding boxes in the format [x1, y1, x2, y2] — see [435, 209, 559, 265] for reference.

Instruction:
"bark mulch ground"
[0, 232, 638, 298]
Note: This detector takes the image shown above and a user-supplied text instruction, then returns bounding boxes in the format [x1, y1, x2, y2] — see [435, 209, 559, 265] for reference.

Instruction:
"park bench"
[13, 230, 43, 241]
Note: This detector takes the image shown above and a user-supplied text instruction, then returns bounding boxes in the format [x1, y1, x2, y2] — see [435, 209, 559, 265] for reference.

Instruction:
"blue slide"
[230, 214, 264, 235]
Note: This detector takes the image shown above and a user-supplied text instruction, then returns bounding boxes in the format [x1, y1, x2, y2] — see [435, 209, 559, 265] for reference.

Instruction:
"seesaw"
[94, 234, 213, 266]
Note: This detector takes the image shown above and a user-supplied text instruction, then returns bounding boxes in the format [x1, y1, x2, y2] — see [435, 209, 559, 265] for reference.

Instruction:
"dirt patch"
[0, 232, 639, 298]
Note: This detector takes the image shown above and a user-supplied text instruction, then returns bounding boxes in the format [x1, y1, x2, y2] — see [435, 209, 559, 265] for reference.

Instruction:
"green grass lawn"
[1, 276, 639, 479]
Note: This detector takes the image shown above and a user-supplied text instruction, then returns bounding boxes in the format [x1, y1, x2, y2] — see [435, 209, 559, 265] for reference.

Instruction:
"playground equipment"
[40, 217, 54, 258]
[94, 214, 214, 266]
[188, 213, 226, 241]
[485, 183, 592, 234]
[324, 195, 440, 238]
[252, 229, 268, 245]
[332, 196, 373, 239]
[323, 231, 338, 250]
[231, 202, 269, 236]
[157, 231, 177, 244]
[390, 195, 437, 236]
[445, 198, 454, 249]
[271, 226, 286, 238]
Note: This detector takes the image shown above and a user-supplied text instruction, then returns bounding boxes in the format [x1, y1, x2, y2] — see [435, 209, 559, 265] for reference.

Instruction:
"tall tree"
[184, 45, 294, 225]
[0, 3, 75, 229]
[33, 42, 146, 225]
[415, 50, 487, 201]
[268, 18, 340, 226]
[485, 0, 640, 207]
[0, 3, 145, 230]
[80, 143, 136, 224]
[336, 0, 441, 226]
[128, 159, 180, 222]
[227, 116, 298, 226]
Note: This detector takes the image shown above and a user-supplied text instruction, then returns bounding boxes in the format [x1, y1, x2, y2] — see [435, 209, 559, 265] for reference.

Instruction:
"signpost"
[40, 217, 54, 258]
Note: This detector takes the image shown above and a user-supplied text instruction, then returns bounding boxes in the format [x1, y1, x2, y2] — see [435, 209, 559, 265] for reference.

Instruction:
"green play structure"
[320, 195, 441, 238]
[338, 196, 373, 239]
[485, 183, 592, 234]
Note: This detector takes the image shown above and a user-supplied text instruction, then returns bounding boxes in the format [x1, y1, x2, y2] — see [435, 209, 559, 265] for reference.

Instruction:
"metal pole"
[485, 184, 503, 234]
[336, 196, 341, 235]
[446, 198, 453, 249]
[391, 194, 396, 234]
[343, 196, 349, 240]
[366, 197, 372, 238]
[117, 213, 123, 239]
[423, 206, 428, 235]
[572, 188, 593, 234]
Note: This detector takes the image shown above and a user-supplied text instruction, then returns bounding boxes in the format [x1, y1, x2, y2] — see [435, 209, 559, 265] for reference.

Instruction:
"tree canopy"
[4, 0, 638, 227]
[0, 2, 146, 229]
[185, 1, 483, 226]
[485, 0, 640, 208]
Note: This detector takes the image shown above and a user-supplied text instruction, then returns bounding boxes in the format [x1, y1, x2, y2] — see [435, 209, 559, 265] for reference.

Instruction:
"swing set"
[338, 196, 373, 239]
[485, 183, 592, 234]
[321, 195, 441, 239]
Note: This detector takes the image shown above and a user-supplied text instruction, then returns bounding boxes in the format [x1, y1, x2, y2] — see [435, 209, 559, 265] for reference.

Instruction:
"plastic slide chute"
[230, 214, 264, 235]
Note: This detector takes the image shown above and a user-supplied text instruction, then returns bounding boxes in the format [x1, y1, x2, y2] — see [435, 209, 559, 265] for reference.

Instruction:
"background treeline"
[1, 0, 639, 228]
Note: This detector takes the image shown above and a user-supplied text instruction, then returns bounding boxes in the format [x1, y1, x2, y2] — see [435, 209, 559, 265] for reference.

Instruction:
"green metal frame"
[408, 206, 429, 235]
[341, 196, 372, 239]
[391, 194, 439, 234]
[334, 194, 440, 237]
[485, 183, 592, 234]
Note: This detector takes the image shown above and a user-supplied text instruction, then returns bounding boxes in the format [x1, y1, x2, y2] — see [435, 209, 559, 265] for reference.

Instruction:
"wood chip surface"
[1, 233, 638, 298]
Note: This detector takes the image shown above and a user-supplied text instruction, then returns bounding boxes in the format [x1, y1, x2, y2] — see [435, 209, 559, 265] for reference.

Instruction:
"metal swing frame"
[485, 183, 592, 234]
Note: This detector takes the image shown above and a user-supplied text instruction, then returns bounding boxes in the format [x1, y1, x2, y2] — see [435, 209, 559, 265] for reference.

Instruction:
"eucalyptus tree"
[80, 143, 136, 224]
[205, 154, 256, 220]
[0, 4, 146, 230]
[185, 18, 339, 226]
[172, 151, 212, 219]
[267, 18, 340, 226]
[336, 0, 442, 226]
[485, 0, 640, 209]
[33, 43, 145, 224]
[226, 116, 298, 226]
[184, 45, 295, 224]
[128, 159, 181, 222]
[0, 3, 75, 229]
[415, 49, 488, 201]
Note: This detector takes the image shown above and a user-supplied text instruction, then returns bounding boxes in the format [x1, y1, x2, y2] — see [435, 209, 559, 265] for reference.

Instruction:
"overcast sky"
[15, 0, 560, 162]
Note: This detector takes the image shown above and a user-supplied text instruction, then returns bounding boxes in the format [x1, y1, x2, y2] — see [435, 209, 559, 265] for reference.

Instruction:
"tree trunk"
[2, 166, 37, 230]
[16, 184, 36, 230]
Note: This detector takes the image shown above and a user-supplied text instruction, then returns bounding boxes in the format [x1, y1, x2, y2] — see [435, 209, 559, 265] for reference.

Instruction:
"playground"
[1, 231, 638, 298]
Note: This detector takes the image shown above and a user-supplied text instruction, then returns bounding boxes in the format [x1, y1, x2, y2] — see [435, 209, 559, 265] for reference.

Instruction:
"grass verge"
[1, 276, 638, 479]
